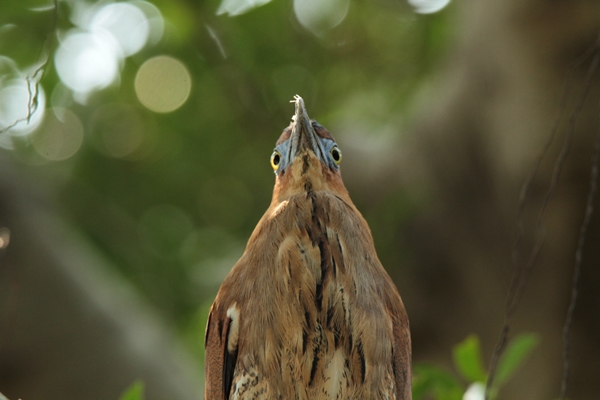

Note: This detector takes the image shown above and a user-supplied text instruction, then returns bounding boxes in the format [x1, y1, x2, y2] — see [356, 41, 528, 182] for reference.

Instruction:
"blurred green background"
[2, 0, 444, 320]
[1, 0, 600, 399]
[0, 0, 448, 397]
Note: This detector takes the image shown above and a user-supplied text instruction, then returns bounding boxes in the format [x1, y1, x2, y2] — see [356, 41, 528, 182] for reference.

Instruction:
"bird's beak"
[290, 95, 326, 162]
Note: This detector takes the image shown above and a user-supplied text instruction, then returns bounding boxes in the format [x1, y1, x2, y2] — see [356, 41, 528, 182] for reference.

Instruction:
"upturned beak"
[290, 95, 326, 162]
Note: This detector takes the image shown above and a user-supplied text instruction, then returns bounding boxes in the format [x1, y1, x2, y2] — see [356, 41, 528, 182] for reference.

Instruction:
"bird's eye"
[271, 151, 282, 170]
[330, 146, 342, 165]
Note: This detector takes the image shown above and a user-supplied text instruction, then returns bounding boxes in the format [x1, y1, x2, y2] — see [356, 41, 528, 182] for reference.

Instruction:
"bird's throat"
[273, 151, 326, 200]
[271, 150, 351, 211]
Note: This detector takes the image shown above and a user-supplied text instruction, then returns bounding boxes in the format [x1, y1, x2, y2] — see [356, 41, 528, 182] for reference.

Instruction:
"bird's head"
[270, 95, 350, 205]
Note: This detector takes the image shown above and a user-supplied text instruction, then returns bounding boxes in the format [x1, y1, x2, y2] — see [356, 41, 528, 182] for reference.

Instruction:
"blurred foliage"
[414, 333, 539, 400]
[119, 381, 145, 400]
[0, 0, 454, 379]
[452, 335, 487, 383]
[413, 364, 464, 400]
[493, 333, 539, 391]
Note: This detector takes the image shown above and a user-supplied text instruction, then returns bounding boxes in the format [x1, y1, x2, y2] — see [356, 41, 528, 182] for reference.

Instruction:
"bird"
[204, 95, 411, 400]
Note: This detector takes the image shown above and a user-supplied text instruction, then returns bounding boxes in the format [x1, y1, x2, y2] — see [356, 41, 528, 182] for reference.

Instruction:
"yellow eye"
[270, 151, 282, 170]
[330, 146, 342, 165]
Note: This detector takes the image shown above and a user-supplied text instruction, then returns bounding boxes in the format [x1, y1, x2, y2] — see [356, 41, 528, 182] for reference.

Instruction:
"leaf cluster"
[413, 333, 539, 400]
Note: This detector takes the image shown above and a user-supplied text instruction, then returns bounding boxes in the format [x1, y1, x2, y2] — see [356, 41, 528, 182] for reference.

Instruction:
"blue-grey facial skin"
[272, 134, 340, 175]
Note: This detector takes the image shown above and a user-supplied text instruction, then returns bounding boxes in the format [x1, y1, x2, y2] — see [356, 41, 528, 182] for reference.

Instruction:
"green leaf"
[452, 335, 487, 383]
[119, 380, 144, 400]
[495, 333, 539, 387]
[412, 363, 464, 400]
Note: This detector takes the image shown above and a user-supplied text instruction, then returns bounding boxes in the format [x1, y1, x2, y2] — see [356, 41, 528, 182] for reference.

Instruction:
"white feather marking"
[270, 200, 289, 218]
[232, 367, 260, 400]
[227, 303, 240, 353]
[323, 349, 346, 398]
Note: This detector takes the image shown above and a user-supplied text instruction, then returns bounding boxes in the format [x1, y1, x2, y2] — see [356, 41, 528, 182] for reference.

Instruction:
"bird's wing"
[391, 306, 412, 400]
[204, 303, 239, 400]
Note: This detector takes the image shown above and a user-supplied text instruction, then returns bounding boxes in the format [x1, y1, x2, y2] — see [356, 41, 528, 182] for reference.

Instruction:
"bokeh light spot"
[135, 55, 192, 113]
[293, 0, 350, 34]
[32, 108, 84, 161]
[408, 0, 451, 14]
[55, 31, 119, 93]
[0, 56, 46, 146]
[0, 227, 10, 249]
[53, 1, 163, 99]
[90, 2, 150, 57]
[131, 0, 164, 45]
[217, 0, 272, 16]
[463, 382, 485, 400]
[0, 80, 46, 149]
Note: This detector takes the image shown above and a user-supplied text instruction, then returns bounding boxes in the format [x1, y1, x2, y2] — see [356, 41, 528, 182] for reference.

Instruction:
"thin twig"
[559, 48, 600, 400]
[0, 0, 58, 135]
[485, 37, 600, 399]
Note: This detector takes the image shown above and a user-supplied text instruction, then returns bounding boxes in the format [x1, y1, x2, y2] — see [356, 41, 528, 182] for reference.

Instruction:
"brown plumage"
[205, 96, 411, 399]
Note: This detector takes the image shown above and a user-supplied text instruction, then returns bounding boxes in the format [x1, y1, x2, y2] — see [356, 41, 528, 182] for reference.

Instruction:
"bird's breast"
[227, 192, 398, 399]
